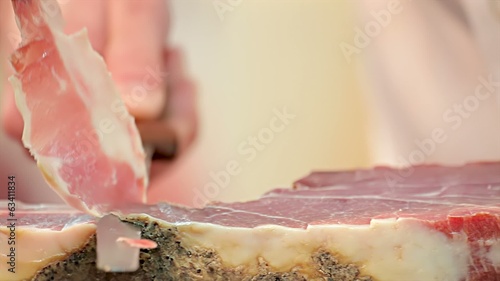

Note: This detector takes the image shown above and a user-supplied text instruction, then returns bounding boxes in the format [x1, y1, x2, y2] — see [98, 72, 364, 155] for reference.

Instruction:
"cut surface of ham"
[0, 162, 498, 281]
[9, 0, 148, 215]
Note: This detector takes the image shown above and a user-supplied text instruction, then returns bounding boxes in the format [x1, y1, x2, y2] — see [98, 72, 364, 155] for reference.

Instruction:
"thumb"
[104, 0, 169, 120]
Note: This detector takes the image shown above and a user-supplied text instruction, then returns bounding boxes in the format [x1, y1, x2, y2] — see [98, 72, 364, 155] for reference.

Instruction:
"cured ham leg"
[1, 163, 499, 281]
[9, 0, 148, 215]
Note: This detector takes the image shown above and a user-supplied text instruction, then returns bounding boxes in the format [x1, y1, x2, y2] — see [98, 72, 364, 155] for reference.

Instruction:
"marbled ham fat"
[9, 0, 148, 215]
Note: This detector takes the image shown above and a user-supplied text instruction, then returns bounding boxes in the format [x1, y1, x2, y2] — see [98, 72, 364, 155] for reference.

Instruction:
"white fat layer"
[172, 218, 469, 281]
[39, 0, 64, 30]
[9, 76, 32, 149]
[51, 66, 67, 93]
[35, 157, 94, 215]
[0, 224, 95, 281]
[488, 240, 500, 269]
[36, 156, 68, 193]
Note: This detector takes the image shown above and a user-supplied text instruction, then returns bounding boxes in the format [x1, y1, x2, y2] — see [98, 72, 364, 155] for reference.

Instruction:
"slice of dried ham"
[9, 0, 148, 215]
[0, 163, 498, 281]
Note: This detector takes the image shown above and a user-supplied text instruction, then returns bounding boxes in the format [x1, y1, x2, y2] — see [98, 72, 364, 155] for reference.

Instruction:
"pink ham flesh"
[9, 0, 148, 215]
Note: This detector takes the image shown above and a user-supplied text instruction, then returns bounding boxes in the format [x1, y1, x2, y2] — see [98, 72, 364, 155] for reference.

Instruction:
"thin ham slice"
[1, 163, 499, 281]
[9, 0, 148, 215]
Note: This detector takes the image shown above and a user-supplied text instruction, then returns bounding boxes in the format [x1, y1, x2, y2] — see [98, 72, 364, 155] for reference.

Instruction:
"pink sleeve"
[353, 0, 500, 166]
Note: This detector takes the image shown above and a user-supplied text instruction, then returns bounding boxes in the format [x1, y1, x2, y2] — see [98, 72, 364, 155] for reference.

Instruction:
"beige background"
[0, 0, 370, 205]
[161, 0, 371, 205]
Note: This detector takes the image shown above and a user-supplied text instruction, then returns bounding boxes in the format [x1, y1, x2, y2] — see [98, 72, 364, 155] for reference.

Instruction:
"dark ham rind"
[1, 163, 499, 280]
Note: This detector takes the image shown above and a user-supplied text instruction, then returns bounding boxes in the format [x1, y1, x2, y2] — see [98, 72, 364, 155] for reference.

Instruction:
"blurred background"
[1, 0, 498, 206]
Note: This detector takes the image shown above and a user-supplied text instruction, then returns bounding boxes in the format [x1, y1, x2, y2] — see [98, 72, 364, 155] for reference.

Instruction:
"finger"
[0, 1, 20, 51]
[58, 0, 107, 53]
[1, 1, 24, 141]
[136, 48, 197, 182]
[162, 48, 198, 155]
[105, 0, 169, 120]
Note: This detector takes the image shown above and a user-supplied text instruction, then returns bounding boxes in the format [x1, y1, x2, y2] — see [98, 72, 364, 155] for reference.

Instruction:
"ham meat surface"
[1, 163, 499, 281]
[9, 0, 148, 215]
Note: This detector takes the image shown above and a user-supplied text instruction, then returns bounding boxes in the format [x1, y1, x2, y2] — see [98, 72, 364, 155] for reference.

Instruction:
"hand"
[0, 0, 197, 191]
